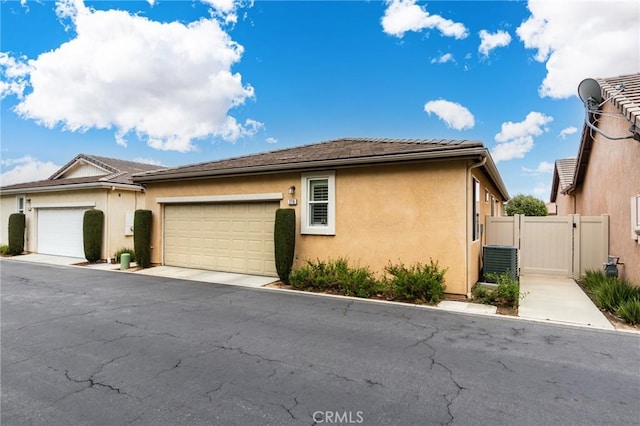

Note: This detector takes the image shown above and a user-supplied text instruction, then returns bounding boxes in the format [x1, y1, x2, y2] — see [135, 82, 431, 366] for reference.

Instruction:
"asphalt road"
[2, 260, 639, 426]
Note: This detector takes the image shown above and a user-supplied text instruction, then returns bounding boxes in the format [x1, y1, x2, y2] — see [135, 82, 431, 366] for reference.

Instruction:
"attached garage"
[163, 202, 279, 276]
[37, 207, 89, 258]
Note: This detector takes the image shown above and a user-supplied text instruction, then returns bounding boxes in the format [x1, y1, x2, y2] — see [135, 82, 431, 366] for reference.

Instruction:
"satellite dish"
[578, 78, 603, 109]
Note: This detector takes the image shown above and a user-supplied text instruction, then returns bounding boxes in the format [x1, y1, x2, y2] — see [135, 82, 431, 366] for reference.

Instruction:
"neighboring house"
[133, 137, 509, 296]
[550, 158, 577, 215]
[550, 72, 640, 284]
[0, 154, 161, 260]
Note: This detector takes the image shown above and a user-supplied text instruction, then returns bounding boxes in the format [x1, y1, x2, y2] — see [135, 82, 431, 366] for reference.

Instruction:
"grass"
[580, 270, 640, 325]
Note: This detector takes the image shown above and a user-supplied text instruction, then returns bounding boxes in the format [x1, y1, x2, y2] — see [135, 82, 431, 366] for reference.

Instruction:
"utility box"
[483, 245, 518, 281]
[120, 253, 131, 270]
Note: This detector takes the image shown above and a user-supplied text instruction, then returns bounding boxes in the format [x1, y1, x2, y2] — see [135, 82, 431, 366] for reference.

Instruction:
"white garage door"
[38, 208, 88, 258]
[164, 203, 278, 276]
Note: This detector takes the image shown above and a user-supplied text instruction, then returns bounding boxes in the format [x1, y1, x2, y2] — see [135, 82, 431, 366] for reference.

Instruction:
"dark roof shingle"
[1, 154, 163, 191]
[134, 137, 484, 181]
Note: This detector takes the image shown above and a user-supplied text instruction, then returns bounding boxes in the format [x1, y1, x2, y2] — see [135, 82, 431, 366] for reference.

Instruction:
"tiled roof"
[134, 137, 484, 180]
[556, 158, 577, 191]
[598, 73, 640, 131]
[571, 73, 640, 193]
[549, 158, 577, 202]
[1, 154, 163, 192]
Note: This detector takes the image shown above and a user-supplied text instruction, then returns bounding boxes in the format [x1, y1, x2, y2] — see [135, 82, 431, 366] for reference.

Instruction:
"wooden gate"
[486, 215, 609, 278]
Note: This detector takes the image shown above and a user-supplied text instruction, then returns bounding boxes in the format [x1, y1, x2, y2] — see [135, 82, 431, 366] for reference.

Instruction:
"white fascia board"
[156, 193, 284, 204]
[32, 201, 96, 209]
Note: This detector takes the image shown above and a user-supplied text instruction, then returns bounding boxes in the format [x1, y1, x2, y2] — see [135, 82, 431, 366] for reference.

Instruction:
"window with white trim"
[301, 171, 335, 235]
[473, 179, 480, 241]
[17, 196, 25, 214]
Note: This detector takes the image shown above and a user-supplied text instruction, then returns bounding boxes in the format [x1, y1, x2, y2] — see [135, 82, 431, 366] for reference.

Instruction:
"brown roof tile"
[134, 137, 484, 181]
[1, 154, 163, 192]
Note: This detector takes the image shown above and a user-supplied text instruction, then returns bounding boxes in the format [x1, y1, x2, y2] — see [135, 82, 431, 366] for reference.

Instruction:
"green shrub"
[274, 208, 296, 283]
[290, 258, 382, 298]
[616, 299, 640, 325]
[472, 271, 522, 307]
[582, 269, 607, 292]
[134, 209, 152, 268]
[504, 194, 547, 216]
[594, 278, 640, 312]
[113, 248, 136, 263]
[83, 209, 104, 262]
[8, 213, 26, 255]
[0, 244, 10, 255]
[384, 260, 447, 304]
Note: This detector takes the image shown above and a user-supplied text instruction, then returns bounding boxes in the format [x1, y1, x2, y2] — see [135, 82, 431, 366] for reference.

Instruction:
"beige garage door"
[164, 203, 278, 276]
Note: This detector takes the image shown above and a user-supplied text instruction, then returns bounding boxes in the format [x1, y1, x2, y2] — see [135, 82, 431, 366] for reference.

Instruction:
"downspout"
[466, 155, 487, 298]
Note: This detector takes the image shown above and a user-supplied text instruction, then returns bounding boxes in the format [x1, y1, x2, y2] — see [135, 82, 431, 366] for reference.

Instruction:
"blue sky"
[1, 0, 638, 199]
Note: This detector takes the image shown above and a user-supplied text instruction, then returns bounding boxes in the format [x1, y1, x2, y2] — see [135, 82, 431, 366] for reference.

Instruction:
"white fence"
[486, 214, 609, 278]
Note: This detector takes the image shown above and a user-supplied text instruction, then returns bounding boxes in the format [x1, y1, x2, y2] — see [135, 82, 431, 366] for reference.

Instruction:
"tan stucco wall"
[554, 192, 575, 215]
[470, 166, 507, 290]
[0, 188, 145, 261]
[143, 161, 488, 295]
[105, 190, 145, 260]
[574, 101, 640, 285]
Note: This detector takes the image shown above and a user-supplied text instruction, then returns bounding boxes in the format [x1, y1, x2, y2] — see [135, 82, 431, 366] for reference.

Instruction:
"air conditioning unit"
[483, 245, 518, 281]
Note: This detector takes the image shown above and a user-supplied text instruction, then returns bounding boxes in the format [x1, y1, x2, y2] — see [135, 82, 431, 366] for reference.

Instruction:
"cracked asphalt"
[2, 260, 639, 425]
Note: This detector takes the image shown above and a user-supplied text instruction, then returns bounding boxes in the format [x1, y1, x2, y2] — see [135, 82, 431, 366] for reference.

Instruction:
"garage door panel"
[164, 202, 278, 276]
[38, 208, 88, 258]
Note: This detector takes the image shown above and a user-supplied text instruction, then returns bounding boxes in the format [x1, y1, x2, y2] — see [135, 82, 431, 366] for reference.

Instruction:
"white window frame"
[301, 171, 335, 235]
[473, 179, 480, 241]
[16, 195, 25, 213]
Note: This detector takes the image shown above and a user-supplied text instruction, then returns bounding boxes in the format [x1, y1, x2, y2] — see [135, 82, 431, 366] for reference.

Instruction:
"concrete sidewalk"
[5, 254, 277, 288]
[3, 254, 618, 330]
[519, 275, 614, 330]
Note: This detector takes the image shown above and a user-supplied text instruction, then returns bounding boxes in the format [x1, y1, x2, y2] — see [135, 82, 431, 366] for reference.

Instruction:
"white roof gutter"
[0, 182, 144, 195]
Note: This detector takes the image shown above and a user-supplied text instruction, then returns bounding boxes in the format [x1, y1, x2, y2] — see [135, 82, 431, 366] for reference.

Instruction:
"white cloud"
[491, 111, 553, 162]
[533, 181, 550, 197]
[559, 126, 578, 139]
[266, 137, 277, 144]
[1, 0, 258, 153]
[381, 0, 468, 39]
[201, 0, 239, 24]
[522, 161, 554, 174]
[516, 0, 640, 98]
[478, 29, 511, 57]
[424, 99, 475, 131]
[430, 53, 454, 64]
[132, 157, 163, 166]
[0, 156, 60, 186]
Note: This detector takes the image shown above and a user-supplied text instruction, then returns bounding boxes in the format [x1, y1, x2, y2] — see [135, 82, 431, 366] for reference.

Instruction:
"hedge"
[274, 208, 296, 283]
[8, 213, 25, 255]
[134, 209, 152, 268]
[83, 209, 104, 262]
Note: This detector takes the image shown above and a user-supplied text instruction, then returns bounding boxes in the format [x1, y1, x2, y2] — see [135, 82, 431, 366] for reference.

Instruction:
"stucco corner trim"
[31, 201, 96, 209]
[156, 193, 284, 204]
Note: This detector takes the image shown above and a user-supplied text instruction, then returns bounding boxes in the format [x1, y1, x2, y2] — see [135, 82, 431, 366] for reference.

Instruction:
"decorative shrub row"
[8, 213, 25, 255]
[83, 209, 104, 262]
[134, 209, 152, 268]
[274, 208, 296, 283]
[581, 270, 640, 325]
[289, 257, 447, 304]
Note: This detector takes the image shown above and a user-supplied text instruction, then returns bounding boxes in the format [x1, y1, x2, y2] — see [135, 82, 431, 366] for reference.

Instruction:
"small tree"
[134, 209, 152, 268]
[83, 209, 104, 262]
[274, 208, 296, 283]
[505, 194, 548, 216]
[8, 213, 25, 255]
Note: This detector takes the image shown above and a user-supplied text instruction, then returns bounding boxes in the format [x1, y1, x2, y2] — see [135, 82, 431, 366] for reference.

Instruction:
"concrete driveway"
[2, 260, 639, 425]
